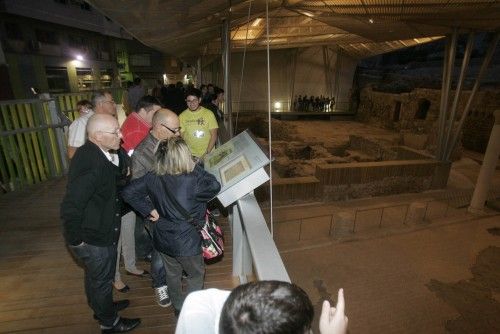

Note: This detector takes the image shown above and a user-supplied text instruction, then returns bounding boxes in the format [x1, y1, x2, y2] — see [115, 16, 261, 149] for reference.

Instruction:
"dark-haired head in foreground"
[219, 280, 314, 334]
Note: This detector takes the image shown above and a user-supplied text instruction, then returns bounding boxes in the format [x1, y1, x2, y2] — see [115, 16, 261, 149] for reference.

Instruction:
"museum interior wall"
[200, 46, 358, 111]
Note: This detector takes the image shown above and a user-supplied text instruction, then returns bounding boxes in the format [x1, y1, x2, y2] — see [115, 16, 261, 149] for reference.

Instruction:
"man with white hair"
[67, 91, 117, 159]
[61, 114, 141, 333]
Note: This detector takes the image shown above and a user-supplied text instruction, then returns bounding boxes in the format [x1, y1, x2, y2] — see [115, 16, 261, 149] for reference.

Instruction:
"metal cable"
[235, 0, 252, 134]
[265, 0, 274, 236]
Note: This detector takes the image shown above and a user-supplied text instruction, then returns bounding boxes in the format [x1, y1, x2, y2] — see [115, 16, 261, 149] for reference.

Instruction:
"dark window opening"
[36, 29, 58, 45]
[415, 99, 430, 120]
[4, 22, 23, 40]
[76, 67, 94, 91]
[68, 35, 86, 48]
[45, 66, 69, 93]
[80, 1, 92, 10]
[393, 101, 401, 121]
[100, 69, 114, 88]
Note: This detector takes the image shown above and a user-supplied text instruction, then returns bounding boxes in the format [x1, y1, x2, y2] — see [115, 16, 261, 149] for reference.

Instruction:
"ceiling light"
[368, 18, 374, 24]
[252, 18, 262, 27]
[300, 10, 314, 18]
[76, 54, 84, 61]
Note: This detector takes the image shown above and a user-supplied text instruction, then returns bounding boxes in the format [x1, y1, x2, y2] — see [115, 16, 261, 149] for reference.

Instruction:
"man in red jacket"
[121, 95, 161, 156]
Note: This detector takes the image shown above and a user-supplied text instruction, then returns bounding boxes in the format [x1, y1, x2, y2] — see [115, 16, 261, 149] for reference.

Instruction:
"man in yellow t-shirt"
[179, 88, 218, 159]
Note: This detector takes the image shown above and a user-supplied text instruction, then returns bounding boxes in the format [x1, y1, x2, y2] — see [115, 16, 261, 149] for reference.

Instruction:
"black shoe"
[143, 253, 152, 263]
[93, 300, 130, 320]
[114, 300, 130, 312]
[101, 317, 141, 333]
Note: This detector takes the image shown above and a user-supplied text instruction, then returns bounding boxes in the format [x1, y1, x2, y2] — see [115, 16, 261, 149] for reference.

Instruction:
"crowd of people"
[294, 95, 335, 112]
[61, 81, 348, 334]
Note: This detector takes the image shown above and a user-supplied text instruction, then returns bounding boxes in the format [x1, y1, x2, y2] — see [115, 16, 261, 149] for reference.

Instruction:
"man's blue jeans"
[68, 242, 118, 327]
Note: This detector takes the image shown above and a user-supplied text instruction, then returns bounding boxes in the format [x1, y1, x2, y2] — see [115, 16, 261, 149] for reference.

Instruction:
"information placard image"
[219, 154, 251, 185]
[204, 130, 270, 194]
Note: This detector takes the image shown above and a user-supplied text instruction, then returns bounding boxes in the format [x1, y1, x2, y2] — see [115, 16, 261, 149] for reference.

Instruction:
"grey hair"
[91, 91, 112, 107]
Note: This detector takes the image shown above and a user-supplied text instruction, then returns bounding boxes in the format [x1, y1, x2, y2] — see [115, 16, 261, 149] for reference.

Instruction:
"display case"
[205, 130, 270, 207]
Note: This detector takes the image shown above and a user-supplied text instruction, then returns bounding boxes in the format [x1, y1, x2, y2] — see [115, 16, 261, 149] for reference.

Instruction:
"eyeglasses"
[103, 100, 116, 105]
[100, 129, 122, 136]
[161, 124, 181, 134]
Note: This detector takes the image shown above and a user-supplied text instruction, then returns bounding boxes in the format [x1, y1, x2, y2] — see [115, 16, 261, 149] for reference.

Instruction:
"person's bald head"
[87, 114, 122, 151]
[151, 108, 180, 140]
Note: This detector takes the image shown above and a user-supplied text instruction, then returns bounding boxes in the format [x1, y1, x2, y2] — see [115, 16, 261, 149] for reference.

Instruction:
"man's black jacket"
[60, 141, 123, 246]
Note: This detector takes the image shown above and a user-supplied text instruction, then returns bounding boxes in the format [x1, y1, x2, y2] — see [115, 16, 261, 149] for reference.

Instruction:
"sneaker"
[154, 285, 171, 308]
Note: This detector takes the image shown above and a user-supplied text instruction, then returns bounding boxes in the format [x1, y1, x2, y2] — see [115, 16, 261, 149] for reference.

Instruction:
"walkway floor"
[0, 178, 235, 334]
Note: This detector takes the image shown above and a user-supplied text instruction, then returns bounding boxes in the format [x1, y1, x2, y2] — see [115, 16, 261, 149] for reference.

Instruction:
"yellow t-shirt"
[179, 107, 219, 157]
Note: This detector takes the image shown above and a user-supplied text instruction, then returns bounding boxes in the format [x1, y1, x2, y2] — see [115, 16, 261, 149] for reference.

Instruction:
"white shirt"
[175, 289, 231, 334]
[99, 148, 119, 167]
[68, 111, 94, 148]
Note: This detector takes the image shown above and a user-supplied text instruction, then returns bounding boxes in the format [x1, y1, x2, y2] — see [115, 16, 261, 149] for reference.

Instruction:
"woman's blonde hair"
[154, 137, 195, 175]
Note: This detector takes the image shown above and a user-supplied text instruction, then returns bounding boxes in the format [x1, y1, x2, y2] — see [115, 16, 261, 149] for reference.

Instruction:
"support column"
[468, 110, 500, 214]
[196, 57, 202, 87]
[436, 30, 458, 160]
[445, 32, 499, 161]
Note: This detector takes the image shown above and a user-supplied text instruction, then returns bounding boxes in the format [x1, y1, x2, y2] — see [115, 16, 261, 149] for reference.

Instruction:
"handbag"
[200, 211, 224, 259]
[159, 177, 224, 260]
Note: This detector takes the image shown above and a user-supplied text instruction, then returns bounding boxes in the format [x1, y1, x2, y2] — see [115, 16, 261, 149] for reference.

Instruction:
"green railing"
[53, 88, 124, 120]
[0, 89, 125, 192]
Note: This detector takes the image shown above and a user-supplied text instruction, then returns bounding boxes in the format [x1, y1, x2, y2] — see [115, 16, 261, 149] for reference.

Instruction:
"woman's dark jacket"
[122, 164, 221, 257]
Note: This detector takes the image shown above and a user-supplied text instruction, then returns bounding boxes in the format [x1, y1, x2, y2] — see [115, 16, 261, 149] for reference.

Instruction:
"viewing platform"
[0, 178, 236, 334]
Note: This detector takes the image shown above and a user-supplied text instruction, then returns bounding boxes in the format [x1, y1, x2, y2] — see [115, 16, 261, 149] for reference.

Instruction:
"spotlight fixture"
[274, 101, 282, 111]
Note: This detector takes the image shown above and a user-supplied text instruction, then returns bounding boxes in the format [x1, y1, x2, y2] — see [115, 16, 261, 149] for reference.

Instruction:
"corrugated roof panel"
[89, 0, 499, 57]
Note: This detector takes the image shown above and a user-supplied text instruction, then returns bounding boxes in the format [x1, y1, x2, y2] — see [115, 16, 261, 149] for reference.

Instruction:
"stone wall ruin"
[356, 86, 499, 154]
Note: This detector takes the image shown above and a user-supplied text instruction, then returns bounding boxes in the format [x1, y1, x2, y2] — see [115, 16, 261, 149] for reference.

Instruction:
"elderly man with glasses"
[67, 91, 117, 159]
[61, 113, 141, 333]
[179, 88, 218, 162]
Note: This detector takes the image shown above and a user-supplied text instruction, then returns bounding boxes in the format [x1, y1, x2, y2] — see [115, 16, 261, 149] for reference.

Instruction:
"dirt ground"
[291, 120, 400, 145]
[427, 243, 500, 333]
[237, 116, 400, 144]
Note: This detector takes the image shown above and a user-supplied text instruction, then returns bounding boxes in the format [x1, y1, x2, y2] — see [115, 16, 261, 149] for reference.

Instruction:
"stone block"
[332, 211, 354, 237]
[406, 202, 426, 224]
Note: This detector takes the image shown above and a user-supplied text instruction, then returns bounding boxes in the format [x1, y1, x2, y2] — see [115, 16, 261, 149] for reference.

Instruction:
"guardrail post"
[231, 204, 253, 283]
[44, 95, 69, 173]
[34, 101, 57, 178]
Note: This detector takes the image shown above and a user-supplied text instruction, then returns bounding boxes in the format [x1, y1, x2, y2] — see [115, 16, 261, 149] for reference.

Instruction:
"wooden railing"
[0, 89, 125, 192]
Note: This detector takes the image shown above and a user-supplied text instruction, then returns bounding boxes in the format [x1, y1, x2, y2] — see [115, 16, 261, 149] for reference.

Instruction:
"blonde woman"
[122, 137, 220, 315]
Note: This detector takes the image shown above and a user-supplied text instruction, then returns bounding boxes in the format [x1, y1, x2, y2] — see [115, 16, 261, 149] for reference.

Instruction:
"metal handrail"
[232, 192, 290, 283]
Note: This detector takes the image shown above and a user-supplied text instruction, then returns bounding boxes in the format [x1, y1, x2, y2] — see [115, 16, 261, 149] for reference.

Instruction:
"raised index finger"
[335, 288, 345, 315]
